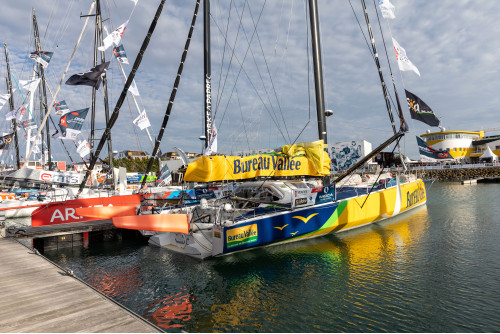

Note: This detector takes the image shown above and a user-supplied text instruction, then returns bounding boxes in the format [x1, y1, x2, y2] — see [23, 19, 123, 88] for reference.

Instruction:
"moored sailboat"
[113, 0, 428, 259]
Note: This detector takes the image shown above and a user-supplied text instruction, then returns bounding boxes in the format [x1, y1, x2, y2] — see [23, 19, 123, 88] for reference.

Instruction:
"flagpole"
[24, 1, 96, 165]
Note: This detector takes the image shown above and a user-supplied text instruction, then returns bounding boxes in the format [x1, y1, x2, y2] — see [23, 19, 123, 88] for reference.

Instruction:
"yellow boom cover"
[184, 140, 331, 182]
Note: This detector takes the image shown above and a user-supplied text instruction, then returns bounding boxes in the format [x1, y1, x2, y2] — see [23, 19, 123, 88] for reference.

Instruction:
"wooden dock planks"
[0, 238, 161, 333]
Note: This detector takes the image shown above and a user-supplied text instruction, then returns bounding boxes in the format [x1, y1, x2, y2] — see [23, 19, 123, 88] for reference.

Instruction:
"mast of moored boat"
[78, 0, 168, 195]
[3, 44, 21, 170]
[93, 0, 115, 187]
[32, 9, 53, 170]
[308, 0, 328, 145]
[203, 0, 212, 150]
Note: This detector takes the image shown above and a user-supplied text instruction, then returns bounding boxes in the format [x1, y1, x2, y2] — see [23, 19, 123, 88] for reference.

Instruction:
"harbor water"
[35, 182, 500, 332]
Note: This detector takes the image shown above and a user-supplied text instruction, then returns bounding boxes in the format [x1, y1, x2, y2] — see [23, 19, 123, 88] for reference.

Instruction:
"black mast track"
[77, 0, 168, 195]
[308, 0, 327, 144]
[3, 44, 21, 169]
[140, 0, 201, 189]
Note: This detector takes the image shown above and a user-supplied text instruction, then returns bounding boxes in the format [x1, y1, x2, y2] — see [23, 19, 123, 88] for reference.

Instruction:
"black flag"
[0, 133, 14, 150]
[405, 90, 440, 127]
[65, 62, 110, 89]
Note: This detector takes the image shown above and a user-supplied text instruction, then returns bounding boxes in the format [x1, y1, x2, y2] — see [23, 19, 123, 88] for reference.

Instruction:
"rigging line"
[235, 87, 251, 151]
[348, 0, 400, 129]
[42, 0, 58, 45]
[213, 0, 246, 121]
[305, 0, 311, 121]
[273, 0, 286, 54]
[375, 1, 420, 151]
[358, 136, 401, 209]
[214, 0, 234, 117]
[371, 0, 407, 169]
[229, 1, 282, 133]
[245, 0, 291, 143]
[209, 13, 288, 143]
[216, 1, 288, 141]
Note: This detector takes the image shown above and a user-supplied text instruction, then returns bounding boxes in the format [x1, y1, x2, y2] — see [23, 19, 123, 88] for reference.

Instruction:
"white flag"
[128, 79, 140, 96]
[132, 109, 151, 130]
[77, 140, 91, 158]
[98, 20, 129, 51]
[392, 38, 420, 76]
[203, 125, 218, 156]
[379, 0, 395, 19]
[19, 78, 41, 94]
[5, 104, 27, 121]
[0, 93, 10, 111]
[130, 0, 138, 5]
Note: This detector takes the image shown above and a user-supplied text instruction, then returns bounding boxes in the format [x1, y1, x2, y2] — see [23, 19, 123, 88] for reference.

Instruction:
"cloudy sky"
[1, 0, 499, 163]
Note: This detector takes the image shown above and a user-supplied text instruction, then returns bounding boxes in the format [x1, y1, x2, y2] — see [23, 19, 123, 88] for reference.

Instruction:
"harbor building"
[420, 130, 500, 162]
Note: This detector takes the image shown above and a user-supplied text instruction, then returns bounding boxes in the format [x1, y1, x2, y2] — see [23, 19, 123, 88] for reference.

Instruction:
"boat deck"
[0, 237, 161, 333]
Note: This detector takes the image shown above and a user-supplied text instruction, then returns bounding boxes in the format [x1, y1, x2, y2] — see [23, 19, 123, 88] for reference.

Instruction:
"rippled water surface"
[41, 182, 500, 332]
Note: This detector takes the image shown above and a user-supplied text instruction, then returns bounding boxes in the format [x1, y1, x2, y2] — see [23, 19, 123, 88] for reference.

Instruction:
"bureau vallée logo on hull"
[226, 224, 258, 249]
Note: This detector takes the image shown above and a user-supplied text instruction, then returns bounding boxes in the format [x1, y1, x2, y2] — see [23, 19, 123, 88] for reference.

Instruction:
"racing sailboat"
[112, 0, 427, 259]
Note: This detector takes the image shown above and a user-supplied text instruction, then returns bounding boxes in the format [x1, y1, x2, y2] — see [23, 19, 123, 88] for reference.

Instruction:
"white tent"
[480, 146, 498, 161]
[404, 156, 419, 164]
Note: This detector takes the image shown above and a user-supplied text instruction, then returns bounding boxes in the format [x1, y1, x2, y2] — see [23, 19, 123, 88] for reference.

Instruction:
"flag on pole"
[65, 62, 110, 89]
[392, 38, 420, 76]
[77, 140, 91, 158]
[405, 90, 440, 127]
[5, 104, 27, 121]
[29, 51, 53, 67]
[53, 108, 89, 140]
[53, 100, 71, 115]
[112, 44, 129, 64]
[98, 20, 129, 51]
[128, 79, 140, 96]
[378, 0, 396, 19]
[0, 94, 10, 111]
[203, 125, 218, 156]
[19, 78, 41, 94]
[416, 136, 453, 162]
[132, 109, 151, 130]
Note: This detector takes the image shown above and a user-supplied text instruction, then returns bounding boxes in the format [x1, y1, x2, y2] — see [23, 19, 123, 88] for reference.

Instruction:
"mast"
[308, 0, 327, 144]
[3, 44, 21, 169]
[32, 9, 53, 170]
[96, 0, 114, 181]
[78, 0, 167, 195]
[203, 0, 212, 149]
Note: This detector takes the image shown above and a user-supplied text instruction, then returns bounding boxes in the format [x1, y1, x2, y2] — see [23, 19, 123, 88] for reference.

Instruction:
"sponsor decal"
[233, 156, 302, 175]
[407, 183, 425, 208]
[226, 224, 258, 249]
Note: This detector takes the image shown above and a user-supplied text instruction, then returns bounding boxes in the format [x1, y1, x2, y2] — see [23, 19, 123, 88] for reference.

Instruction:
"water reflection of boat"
[202, 206, 430, 331]
[144, 289, 192, 330]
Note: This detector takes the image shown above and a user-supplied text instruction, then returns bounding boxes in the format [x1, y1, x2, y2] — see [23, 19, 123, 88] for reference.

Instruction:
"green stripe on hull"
[295, 200, 348, 240]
